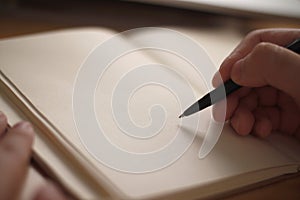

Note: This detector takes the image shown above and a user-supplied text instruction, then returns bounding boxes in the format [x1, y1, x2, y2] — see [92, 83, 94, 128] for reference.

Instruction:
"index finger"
[212, 28, 300, 87]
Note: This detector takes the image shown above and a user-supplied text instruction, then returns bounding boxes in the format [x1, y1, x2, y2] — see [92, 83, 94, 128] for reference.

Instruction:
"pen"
[179, 38, 300, 118]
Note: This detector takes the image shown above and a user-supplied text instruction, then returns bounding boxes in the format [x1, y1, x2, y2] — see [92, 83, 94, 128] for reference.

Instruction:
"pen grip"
[209, 79, 241, 104]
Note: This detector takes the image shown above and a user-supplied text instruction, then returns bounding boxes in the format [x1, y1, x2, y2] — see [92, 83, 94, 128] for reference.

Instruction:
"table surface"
[1, 1, 299, 199]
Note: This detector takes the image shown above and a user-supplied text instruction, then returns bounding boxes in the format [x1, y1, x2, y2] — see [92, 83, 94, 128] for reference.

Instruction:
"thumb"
[0, 122, 34, 200]
[231, 42, 300, 105]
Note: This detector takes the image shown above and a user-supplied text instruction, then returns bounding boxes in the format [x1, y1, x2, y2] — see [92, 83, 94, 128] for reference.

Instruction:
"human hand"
[212, 29, 300, 139]
[0, 111, 67, 200]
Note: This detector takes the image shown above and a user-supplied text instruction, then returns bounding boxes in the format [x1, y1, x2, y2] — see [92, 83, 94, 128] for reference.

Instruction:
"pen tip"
[179, 114, 184, 118]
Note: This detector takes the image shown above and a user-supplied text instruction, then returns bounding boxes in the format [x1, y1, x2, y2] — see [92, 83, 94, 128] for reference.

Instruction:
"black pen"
[179, 38, 300, 118]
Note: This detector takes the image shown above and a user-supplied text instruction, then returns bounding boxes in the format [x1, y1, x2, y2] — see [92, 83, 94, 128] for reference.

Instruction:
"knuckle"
[254, 42, 285, 68]
[251, 42, 280, 64]
[238, 42, 278, 86]
[253, 42, 274, 54]
[246, 29, 262, 39]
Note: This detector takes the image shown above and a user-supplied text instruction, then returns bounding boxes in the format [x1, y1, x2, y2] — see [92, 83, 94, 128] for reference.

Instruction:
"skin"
[0, 111, 67, 200]
[212, 28, 300, 139]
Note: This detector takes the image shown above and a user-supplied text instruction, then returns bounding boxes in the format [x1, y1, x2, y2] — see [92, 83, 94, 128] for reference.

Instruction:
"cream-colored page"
[0, 85, 107, 199]
[0, 28, 297, 200]
[267, 133, 300, 164]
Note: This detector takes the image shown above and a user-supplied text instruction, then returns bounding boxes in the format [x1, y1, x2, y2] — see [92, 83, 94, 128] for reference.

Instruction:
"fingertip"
[0, 121, 35, 164]
[253, 117, 272, 138]
[13, 122, 35, 142]
[34, 182, 67, 200]
[230, 106, 254, 136]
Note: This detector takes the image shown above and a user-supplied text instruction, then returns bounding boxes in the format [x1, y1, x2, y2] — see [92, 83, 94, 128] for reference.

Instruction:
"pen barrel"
[209, 79, 241, 104]
[181, 37, 300, 118]
[182, 80, 241, 117]
[286, 38, 300, 54]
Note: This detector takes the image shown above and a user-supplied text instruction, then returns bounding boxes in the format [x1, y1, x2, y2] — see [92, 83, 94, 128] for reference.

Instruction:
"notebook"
[0, 27, 299, 200]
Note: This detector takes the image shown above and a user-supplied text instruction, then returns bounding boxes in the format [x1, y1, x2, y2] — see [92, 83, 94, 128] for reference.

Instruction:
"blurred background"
[0, 0, 299, 38]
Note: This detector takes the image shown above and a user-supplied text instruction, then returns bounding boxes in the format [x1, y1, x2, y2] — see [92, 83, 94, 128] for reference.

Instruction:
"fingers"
[261, 107, 280, 131]
[34, 182, 68, 200]
[229, 96, 299, 138]
[212, 28, 300, 87]
[230, 106, 255, 136]
[212, 87, 251, 121]
[0, 121, 35, 200]
[211, 29, 300, 139]
[256, 86, 278, 106]
[252, 116, 273, 138]
[231, 42, 300, 107]
[212, 95, 238, 122]
[0, 113, 68, 200]
[0, 111, 8, 137]
[230, 106, 274, 138]
[227, 88, 280, 137]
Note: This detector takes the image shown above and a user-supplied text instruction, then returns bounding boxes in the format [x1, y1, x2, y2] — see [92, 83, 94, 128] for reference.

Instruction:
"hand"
[212, 29, 300, 139]
[0, 111, 67, 200]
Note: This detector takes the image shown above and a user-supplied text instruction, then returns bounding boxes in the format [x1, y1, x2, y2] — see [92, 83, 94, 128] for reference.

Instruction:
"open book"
[0, 28, 299, 200]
